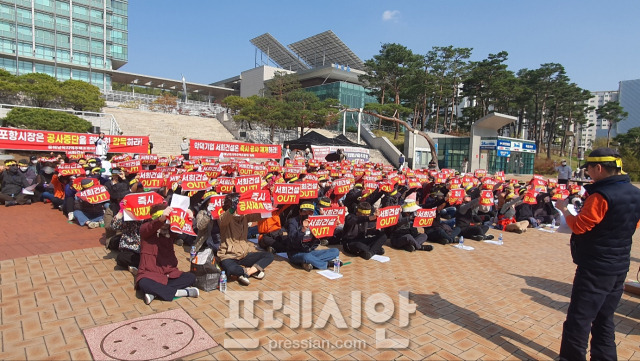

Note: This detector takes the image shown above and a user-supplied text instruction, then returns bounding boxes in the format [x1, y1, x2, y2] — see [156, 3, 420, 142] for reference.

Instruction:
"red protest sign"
[304, 173, 318, 183]
[284, 166, 304, 179]
[308, 216, 339, 239]
[235, 175, 261, 194]
[299, 181, 319, 199]
[181, 172, 210, 191]
[66, 150, 85, 160]
[111, 154, 132, 163]
[201, 165, 222, 180]
[168, 208, 196, 236]
[77, 185, 110, 204]
[237, 190, 275, 215]
[237, 163, 255, 176]
[273, 183, 301, 205]
[379, 181, 394, 193]
[138, 170, 166, 189]
[139, 154, 158, 166]
[449, 178, 462, 189]
[435, 173, 447, 184]
[376, 205, 402, 229]
[413, 208, 437, 228]
[266, 163, 282, 173]
[547, 178, 558, 189]
[57, 163, 84, 176]
[407, 178, 422, 189]
[552, 189, 570, 200]
[209, 195, 226, 219]
[480, 190, 494, 206]
[118, 159, 141, 174]
[474, 169, 487, 178]
[448, 188, 465, 205]
[157, 157, 170, 167]
[332, 178, 353, 195]
[216, 177, 235, 194]
[253, 165, 268, 178]
[121, 191, 164, 220]
[523, 192, 538, 205]
[323, 206, 347, 224]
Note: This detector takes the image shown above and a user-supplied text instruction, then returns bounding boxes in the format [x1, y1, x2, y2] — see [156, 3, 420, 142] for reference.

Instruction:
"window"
[57, 66, 71, 80]
[56, 48, 70, 63]
[90, 40, 102, 53]
[35, 45, 55, 60]
[74, 69, 89, 82]
[110, 29, 126, 43]
[0, 3, 14, 22]
[90, 24, 103, 39]
[0, 38, 14, 53]
[110, 14, 127, 30]
[56, 0, 70, 14]
[17, 41, 31, 56]
[91, 54, 103, 68]
[35, 63, 55, 77]
[90, 9, 103, 22]
[56, 33, 70, 48]
[0, 21, 15, 38]
[35, 29, 56, 46]
[72, 51, 89, 65]
[16, 8, 31, 24]
[18, 60, 32, 75]
[0, 58, 17, 74]
[72, 21, 89, 36]
[35, 12, 55, 29]
[56, 16, 70, 32]
[72, 37, 89, 52]
[72, 5, 89, 20]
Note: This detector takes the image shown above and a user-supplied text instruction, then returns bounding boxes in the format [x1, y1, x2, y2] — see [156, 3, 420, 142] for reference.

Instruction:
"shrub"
[533, 157, 556, 175]
[2, 107, 92, 133]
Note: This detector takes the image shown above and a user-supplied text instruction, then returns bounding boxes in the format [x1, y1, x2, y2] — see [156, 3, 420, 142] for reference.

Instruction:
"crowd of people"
[0, 148, 587, 305]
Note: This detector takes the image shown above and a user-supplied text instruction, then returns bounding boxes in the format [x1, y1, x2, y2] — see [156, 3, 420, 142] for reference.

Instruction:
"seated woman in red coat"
[135, 203, 199, 305]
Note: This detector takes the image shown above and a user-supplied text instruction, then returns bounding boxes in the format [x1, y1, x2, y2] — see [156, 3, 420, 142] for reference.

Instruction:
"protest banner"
[190, 139, 281, 159]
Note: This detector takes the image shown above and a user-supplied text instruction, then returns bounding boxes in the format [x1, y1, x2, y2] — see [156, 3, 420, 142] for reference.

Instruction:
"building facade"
[615, 79, 640, 136]
[575, 90, 618, 149]
[0, 0, 128, 91]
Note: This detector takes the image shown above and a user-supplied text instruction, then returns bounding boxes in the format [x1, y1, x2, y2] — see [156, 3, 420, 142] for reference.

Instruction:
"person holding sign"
[455, 195, 494, 241]
[515, 187, 541, 228]
[286, 201, 340, 271]
[136, 204, 199, 305]
[388, 199, 433, 252]
[73, 178, 105, 228]
[218, 193, 275, 286]
[341, 202, 386, 260]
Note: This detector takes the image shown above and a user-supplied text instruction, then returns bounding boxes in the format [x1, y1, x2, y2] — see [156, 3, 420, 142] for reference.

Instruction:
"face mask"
[31, 160, 37, 164]
[43, 166, 54, 174]
[85, 170, 91, 176]
[19, 167, 28, 172]
[88, 163, 97, 168]
[207, 203, 215, 211]
[561, 162, 566, 166]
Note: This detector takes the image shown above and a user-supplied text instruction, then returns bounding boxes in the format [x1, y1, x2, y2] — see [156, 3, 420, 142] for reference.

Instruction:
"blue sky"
[124, 0, 640, 92]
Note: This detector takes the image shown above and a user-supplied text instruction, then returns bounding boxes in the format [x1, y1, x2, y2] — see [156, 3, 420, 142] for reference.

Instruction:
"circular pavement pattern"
[100, 318, 195, 360]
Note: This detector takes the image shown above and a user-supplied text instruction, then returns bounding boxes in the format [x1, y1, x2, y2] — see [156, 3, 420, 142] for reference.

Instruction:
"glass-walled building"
[0, 0, 128, 90]
[477, 137, 536, 175]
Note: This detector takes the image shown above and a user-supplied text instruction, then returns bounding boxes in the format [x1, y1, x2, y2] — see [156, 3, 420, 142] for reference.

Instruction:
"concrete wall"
[240, 66, 295, 98]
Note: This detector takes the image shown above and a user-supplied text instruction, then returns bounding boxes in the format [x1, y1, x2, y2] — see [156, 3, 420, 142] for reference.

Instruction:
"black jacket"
[570, 175, 640, 275]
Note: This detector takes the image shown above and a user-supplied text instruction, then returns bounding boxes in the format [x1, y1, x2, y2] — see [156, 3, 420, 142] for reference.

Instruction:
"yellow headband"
[5, 161, 17, 166]
[586, 156, 623, 168]
[390, 190, 398, 196]
[319, 200, 331, 207]
[358, 208, 371, 215]
[151, 210, 165, 219]
[300, 203, 315, 210]
[129, 178, 138, 186]
[403, 202, 417, 210]
[83, 180, 94, 188]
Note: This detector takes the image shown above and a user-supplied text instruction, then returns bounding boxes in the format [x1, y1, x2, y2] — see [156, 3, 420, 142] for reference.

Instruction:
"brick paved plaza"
[1, 203, 639, 360]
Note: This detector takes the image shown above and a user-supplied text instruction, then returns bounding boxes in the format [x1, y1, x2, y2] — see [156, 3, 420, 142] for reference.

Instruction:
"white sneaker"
[144, 293, 155, 305]
[68, 213, 74, 221]
[87, 221, 100, 229]
[252, 271, 265, 280]
[185, 287, 199, 298]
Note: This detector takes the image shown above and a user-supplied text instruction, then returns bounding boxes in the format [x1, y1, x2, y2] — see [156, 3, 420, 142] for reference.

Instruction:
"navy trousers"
[138, 272, 196, 301]
[559, 266, 626, 361]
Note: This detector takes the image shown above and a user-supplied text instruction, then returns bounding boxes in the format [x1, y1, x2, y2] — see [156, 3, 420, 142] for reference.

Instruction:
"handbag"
[190, 248, 221, 291]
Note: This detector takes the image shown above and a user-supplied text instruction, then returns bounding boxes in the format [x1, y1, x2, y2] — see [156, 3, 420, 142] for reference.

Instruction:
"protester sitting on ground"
[73, 178, 105, 228]
[455, 195, 494, 241]
[388, 198, 433, 252]
[534, 191, 561, 225]
[35, 161, 56, 202]
[111, 208, 144, 274]
[257, 203, 290, 254]
[497, 193, 529, 233]
[41, 172, 68, 209]
[515, 188, 541, 228]
[135, 204, 199, 305]
[218, 193, 275, 286]
[0, 159, 31, 206]
[341, 201, 386, 260]
[193, 191, 221, 253]
[17, 159, 37, 185]
[286, 201, 340, 271]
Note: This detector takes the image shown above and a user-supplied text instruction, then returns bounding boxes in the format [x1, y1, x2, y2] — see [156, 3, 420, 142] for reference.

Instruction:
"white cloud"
[382, 10, 400, 22]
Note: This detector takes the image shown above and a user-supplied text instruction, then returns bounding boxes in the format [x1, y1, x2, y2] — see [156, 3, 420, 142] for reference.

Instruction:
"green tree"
[60, 79, 105, 111]
[596, 101, 628, 148]
[2, 107, 92, 132]
[0, 69, 19, 104]
[285, 90, 340, 137]
[264, 72, 300, 101]
[18, 73, 61, 108]
[240, 96, 291, 142]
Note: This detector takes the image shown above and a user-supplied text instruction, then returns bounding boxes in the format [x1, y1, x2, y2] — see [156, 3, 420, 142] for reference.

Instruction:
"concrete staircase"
[105, 107, 236, 156]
